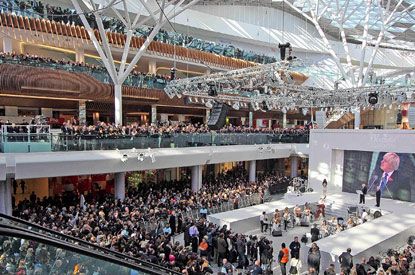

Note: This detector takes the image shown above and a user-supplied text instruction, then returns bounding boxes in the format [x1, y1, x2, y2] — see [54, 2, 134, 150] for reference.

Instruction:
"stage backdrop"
[342, 150, 415, 202]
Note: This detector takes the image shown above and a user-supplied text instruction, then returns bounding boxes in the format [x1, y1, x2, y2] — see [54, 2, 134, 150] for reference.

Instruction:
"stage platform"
[208, 192, 415, 269]
[208, 192, 322, 233]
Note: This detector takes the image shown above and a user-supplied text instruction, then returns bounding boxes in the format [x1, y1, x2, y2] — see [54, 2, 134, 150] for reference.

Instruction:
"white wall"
[308, 129, 415, 193]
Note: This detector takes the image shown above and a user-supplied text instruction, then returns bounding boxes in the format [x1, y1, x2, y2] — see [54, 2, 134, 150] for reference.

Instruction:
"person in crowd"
[308, 243, 321, 274]
[322, 179, 328, 197]
[199, 236, 209, 257]
[260, 211, 268, 233]
[273, 209, 281, 231]
[289, 255, 302, 275]
[289, 236, 301, 260]
[324, 263, 336, 275]
[283, 207, 291, 231]
[252, 259, 263, 275]
[20, 180, 26, 194]
[339, 248, 354, 275]
[217, 233, 228, 267]
[311, 224, 320, 242]
[220, 258, 234, 274]
[360, 183, 367, 204]
[361, 209, 368, 223]
[278, 242, 290, 275]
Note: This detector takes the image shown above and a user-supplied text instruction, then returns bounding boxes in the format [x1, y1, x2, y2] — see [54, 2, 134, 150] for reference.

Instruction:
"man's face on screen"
[381, 156, 395, 173]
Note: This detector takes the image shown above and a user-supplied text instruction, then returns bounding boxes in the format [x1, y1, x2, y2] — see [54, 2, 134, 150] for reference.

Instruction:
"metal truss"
[71, 0, 200, 124]
[166, 60, 415, 110]
[283, 0, 410, 88]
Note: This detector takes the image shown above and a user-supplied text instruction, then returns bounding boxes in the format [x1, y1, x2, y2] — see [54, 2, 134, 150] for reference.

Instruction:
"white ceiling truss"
[70, 0, 201, 124]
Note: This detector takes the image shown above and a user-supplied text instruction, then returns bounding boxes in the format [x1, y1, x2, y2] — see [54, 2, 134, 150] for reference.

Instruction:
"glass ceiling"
[290, 0, 415, 49]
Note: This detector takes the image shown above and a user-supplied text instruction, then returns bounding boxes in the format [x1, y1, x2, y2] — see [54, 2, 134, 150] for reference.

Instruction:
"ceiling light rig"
[165, 60, 415, 112]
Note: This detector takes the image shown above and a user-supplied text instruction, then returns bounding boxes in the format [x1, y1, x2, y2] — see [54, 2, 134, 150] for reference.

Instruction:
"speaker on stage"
[373, 210, 382, 219]
[272, 229, 282, 237]
[300, 221, 310, 227]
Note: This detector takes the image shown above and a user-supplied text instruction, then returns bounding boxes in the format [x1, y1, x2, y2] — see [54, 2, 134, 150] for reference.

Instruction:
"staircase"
[325, 112, 355, 129]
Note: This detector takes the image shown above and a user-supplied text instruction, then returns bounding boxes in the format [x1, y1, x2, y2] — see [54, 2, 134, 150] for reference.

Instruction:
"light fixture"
[121, 154, 128, 162]
[205, 100, 213, 108]
[368, 92, 378, 105]
[137, 153, 144, 162]
[232, 101, 240, 110]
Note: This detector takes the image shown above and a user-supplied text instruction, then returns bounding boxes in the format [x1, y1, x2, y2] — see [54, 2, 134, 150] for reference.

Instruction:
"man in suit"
[372, 152, 410, 206]
[359, 184, 367, 204]
[311, 224, 320, 242]
[339, 248, 353, 275]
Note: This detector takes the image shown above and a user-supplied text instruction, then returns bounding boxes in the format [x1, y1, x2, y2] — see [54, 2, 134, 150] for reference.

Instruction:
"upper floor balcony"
[0, 11, 255, 71]
[0, 125, 310, 153]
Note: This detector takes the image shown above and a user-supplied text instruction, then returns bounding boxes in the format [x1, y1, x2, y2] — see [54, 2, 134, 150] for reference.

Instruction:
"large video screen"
[343, 150, 415, 202]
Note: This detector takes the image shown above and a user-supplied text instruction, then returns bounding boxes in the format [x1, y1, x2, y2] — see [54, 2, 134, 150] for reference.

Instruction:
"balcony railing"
[0, 57, 168, 89]
[0, 128, 309, 153]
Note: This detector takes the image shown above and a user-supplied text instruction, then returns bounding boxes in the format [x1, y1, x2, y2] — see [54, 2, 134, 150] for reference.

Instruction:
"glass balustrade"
[0, 131, 309, 152]
[0, 232, 168, 275]
[0, 214, 179, 275]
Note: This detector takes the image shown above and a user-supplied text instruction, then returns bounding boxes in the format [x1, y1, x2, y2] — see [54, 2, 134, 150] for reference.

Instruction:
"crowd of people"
[0, 51, 170, 88]
[2, 0, 277, 64]
[1, 118, 310, 138]
[11, 167, 288, 273]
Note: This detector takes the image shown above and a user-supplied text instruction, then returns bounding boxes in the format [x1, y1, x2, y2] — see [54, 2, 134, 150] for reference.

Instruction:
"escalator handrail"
[0, 213, 181, 275]
[0, 224, 167, 275]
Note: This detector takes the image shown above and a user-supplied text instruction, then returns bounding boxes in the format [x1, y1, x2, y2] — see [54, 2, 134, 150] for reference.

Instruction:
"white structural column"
[114, 172, 126, 201]
[151, 105, 157, 124]
[0, 181, 6, 214]
[114, 85, 122, 125]
[205, 109, 210, 124]
[249, 112, 253, 128]
[4, 178, 11, 215]
[191, 165, 202, 192]
[282, 112, 287, 128]
[291, 157, 298, 178]
[249, 160, 256, 182]
[354, 109, 361, 129]
[0, 179, 12, 215]
[75, 48, 85, 63]
[148, 60, 157, 74]
[2, 37, 12, 53]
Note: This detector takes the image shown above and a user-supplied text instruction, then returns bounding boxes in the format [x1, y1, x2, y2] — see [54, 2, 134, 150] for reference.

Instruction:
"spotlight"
[262, 100, 269, 111]
[208, 84, 217, 96]
[170, 67, 176, 80]
[232, 101, 240, 110]
[138, 153, 144, 162]
[205, 100, 213, 108]
[121, 154, 128, 162]
[368, 92, 378, 105]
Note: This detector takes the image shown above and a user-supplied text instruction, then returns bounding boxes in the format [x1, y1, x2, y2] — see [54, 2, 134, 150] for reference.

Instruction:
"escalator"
[0, 213, 180, 275]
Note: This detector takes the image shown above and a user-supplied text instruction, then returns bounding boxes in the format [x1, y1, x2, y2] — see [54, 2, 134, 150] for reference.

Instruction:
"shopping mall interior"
[0, 0, 414, 274]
